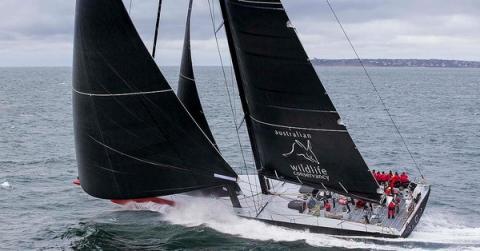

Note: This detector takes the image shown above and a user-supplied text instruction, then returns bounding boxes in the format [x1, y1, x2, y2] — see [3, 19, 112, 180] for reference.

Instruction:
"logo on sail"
[282, 139, 319, 164]
[282, 139, 329, 181]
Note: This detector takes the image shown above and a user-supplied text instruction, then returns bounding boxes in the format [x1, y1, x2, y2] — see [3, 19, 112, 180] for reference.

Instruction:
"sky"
[0, 0, 479, 67]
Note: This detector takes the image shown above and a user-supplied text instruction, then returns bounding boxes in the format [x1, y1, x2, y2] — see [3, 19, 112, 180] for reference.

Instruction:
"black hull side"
[401, 186, 430, 238]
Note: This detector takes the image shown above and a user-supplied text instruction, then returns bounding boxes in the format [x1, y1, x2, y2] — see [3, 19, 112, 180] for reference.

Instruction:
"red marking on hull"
[73, 179, 81, 186]
[111, 197, 175, 207]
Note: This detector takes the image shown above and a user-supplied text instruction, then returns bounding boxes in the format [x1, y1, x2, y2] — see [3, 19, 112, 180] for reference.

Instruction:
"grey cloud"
[0, 0, 479, 66]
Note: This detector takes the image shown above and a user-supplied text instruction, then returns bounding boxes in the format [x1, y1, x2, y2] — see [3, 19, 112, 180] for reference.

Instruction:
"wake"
[117, 197, 480, 250]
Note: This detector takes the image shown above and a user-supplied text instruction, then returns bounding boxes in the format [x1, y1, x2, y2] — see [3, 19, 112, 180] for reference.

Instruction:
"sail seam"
[250, 116, 347, 132]
[232, 1, 283, 10]
[237, 0, 281, 5]
[88, 135, 192, 173]
[179, 73, 195, 81]
[214, 173, 237, 182]
[266, 105, 338, 113]
[73, 88, 173, 97]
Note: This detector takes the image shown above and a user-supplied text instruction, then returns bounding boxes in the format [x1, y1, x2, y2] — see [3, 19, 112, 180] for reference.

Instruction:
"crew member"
[307, 196, 316, 210]
[395, 195, 401, 213]
[385, 186, 393, 196]
[324, 200, 332, 212]
[389, 172, 400, 188]
[388, 200, 396, 219]
[379, 171, 387, 185]
[400, 172, 410, 187]
[387, 170, 393, 181]
[356, 199, 366, 209]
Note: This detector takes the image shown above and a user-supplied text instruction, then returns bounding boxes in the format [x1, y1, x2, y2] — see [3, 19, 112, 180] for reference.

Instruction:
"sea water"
[1, 66, 479, 250]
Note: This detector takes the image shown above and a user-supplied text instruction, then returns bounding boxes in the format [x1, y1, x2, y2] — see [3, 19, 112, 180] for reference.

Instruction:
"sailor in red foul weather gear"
[389, 172, 400, 188]
[324, 200, 332, 212]
[400, 172, 410, 187]
[387, 171, 393, 181]
[388, 200, 396, 219]
[385, 186, 392, 196]
[379, 171, 387, 184]
[356, 199, 366, 209]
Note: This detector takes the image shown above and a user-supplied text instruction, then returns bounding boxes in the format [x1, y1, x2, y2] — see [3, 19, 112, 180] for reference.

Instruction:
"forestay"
[219, 0, 381, 202]
[72, 0, 237, 199]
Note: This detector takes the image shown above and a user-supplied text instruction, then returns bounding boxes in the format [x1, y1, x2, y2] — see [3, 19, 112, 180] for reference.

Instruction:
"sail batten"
[73, 88, 173, 96]
[73, 0, 237, 200]
[250, 116, 348, 132]
[220, 0, 380, 202]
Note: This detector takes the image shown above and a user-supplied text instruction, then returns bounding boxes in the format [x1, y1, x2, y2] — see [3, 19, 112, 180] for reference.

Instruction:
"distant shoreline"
[311, 59, 480, 68]
[1, 59, 480, 68]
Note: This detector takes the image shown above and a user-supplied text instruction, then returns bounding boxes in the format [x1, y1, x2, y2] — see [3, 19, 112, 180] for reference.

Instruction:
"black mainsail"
[73, 0, 237, 199]
[219, 0, 381, 202]
[177, 0, 218, 149]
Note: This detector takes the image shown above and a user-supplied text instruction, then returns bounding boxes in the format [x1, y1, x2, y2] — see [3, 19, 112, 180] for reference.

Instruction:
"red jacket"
[389, 175, 399, 186]
[400, 174, 409, 183]
[325, 202, 331, 212]
[388, 201, 396, 209]
[385, 187, 392, 196]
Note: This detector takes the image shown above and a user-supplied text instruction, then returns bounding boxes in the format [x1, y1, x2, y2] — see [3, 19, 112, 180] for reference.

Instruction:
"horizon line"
[1, 58, 479, 68]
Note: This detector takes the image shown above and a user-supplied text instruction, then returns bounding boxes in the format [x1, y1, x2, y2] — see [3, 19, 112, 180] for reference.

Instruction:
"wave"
[408, 212, 480, 245]
[117, 198, 404, 250]
[0, 156, 75, 166]
[1, 181, 12, 189]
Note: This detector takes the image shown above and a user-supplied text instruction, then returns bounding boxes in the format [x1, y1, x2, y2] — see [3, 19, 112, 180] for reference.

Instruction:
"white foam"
[1, 181, 11, 189]
[117, 201, 171, 214]
[407, 212, 480, 245]
[118, 197, 480, 250]
[131, 197, 405, 250]
[352, 212, 480, 247]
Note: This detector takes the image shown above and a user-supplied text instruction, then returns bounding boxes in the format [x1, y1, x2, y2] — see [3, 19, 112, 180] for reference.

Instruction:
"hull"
[246, 186, 430, 238]
[227, 176, 430, 238]
[116, 175, 430, 238]
[253, 218, 397, 238]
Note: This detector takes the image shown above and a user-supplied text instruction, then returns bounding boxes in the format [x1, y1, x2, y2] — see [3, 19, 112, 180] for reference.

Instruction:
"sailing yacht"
[72, 0, 430, 238]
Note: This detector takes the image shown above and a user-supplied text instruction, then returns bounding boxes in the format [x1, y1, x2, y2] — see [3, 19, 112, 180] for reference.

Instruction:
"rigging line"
[230, 66, 237, 119]
[207, 0, 259, 213]
[129, 0, 133, 14]
[326, 0, 424, 179]
[236, 116, 245, 130]
[212, 0, 216, 27]
[207, 0, 260, 203]
[152, 0, 163, 58]
[215, 22, 225, 34]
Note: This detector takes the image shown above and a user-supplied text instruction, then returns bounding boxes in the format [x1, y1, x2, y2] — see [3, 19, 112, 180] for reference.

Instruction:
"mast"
[219, 0, 269, 194]
[152, 0, 162, 58]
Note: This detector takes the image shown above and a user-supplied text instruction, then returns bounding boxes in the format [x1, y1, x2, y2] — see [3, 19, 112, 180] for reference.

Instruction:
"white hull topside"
[156, 175, 430, 238]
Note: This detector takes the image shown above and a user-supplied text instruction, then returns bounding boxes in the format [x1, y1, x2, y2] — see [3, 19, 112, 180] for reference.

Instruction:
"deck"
[231, 175, 429, 237]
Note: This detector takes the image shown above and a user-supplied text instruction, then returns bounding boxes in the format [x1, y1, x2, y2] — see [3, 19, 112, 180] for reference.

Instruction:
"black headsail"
[219, 0, 381, 202]
[177, 0, 218, 149]
[73, 0, 237, 200]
